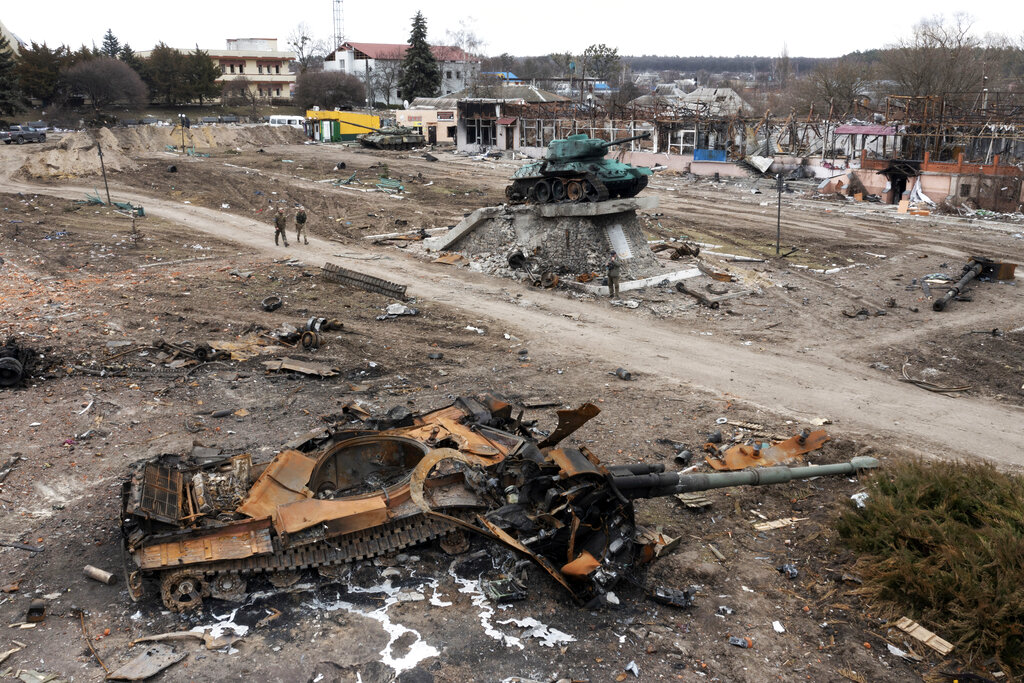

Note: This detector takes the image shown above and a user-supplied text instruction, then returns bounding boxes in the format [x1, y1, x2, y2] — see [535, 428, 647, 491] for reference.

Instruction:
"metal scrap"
[105, 644, 185, 681]
[321, 262, 407, 299]
[706, 429, 829, 471]
[899, 361, 970, 394]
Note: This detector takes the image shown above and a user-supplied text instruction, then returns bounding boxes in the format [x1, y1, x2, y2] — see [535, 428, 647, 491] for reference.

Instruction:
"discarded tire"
[166, 165, 177, 173]
[261, 295, 282, 312]
[300, 330, 323, 349]
[0, 356, 23, 387]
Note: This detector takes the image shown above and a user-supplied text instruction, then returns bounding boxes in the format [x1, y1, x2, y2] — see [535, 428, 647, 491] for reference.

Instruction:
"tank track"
[167, 512, 466, 583]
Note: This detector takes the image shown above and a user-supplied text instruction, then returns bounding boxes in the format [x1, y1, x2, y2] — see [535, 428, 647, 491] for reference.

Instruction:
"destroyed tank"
[346, 120, 425, 150]
[505, 132, 653, 204]
[120, 395, 879, 611]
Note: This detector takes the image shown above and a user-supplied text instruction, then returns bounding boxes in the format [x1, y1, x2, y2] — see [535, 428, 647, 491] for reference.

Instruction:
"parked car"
[1, 125, 46, 144]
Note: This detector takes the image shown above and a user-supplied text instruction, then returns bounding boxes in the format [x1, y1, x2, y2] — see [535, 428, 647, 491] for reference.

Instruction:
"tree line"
[0, 28, 233, 116]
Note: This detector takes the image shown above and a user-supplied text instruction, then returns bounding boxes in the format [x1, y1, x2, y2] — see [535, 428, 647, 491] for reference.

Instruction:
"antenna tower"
[333, 0, 344, 50]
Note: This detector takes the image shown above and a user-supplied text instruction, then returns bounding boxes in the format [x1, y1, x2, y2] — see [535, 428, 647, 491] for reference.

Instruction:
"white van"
[269, 115, 305, 129]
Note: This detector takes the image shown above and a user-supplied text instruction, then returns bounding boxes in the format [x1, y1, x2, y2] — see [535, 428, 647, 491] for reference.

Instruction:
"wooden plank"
[895, 617, 953, 655]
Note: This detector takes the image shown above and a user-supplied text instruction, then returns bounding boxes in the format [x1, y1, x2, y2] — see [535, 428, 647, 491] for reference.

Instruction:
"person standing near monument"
[606, 251, 621, 298]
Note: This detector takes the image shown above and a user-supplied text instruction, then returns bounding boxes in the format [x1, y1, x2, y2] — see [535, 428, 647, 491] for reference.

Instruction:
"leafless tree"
[221, 76, 260, 117]
[288, 23, 329, 73]
[881, 13, 988, 96]
[63, 57, 147, 109]
[372, 50, 404, 106]
[797, 58, 875, 116]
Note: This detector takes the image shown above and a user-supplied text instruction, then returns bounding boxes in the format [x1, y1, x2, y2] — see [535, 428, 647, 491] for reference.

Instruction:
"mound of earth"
[19, 124, 306, 178]
[20, 126, 136, 178]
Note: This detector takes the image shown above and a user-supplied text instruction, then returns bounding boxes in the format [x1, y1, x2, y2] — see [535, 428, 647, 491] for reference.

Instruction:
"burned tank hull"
[505, 133, 653, 204]
[120, 395, 878, 611]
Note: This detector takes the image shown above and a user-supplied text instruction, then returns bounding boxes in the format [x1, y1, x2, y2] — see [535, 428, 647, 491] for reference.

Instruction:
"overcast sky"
[3, 2, 1020, 59]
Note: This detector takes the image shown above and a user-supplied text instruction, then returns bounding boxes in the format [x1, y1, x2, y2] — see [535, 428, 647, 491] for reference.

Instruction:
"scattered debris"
[754, 518, 808, 531]
[105, 644, 185, 681]
[728, 636, 753, 648]
[933, 257, 1017, 312]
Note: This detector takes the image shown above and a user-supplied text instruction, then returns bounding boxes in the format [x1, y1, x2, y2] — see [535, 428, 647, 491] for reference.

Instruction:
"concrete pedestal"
[426, 197, 670, 280]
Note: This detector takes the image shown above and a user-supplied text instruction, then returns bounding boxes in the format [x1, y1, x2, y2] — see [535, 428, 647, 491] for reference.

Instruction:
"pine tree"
[17, 42, 66, 106]
[398, 11, 440, 101]
[187, 47, 221, 105]
[101, 29, 121, 59]
[0, 34, 24, 116]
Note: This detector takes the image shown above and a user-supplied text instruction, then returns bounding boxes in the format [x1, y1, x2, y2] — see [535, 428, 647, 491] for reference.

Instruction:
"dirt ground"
[1, 127, 1022, 683]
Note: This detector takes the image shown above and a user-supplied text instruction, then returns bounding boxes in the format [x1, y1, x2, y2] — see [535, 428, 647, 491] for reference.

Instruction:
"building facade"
[210, 39, 295, 99]
[141, 38, 296, 100]
[324, 42, 479, 104]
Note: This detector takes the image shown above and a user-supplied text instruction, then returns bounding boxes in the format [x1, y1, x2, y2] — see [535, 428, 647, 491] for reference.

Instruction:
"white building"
[324, 41, 480, 104]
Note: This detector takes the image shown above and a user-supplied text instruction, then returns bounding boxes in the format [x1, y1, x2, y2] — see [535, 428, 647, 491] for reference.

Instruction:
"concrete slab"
[566, 266, 702, 296]
[537, 196, 658, 217]
[426, 206, 503, 251]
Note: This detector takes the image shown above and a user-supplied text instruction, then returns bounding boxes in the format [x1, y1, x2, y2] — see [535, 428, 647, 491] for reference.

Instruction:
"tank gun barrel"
[602, 132, 651, 148]
[611, 456, 879, 499]
[344, 121, 382, 133]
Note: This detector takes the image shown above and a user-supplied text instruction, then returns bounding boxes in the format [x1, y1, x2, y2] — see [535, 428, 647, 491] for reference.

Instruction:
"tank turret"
[506, 132, 653, 204]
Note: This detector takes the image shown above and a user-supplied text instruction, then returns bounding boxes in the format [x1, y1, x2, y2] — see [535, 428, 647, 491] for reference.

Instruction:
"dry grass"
[837, 458, 1024, 673]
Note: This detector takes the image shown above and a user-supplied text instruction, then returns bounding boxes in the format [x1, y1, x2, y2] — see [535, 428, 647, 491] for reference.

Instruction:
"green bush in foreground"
[837, 459, 1024, 672]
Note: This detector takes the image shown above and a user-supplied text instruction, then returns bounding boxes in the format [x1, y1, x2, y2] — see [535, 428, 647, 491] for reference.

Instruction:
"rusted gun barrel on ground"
[609, 457, 880, 499]
[933, 256, 1017, 311]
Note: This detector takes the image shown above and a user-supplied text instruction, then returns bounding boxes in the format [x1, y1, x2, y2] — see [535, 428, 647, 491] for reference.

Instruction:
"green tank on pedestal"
[506, 132, 653, 204]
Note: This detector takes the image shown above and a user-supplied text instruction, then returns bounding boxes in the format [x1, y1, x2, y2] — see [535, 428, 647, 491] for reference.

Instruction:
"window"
[258, 64, 263, 74]
[446, 70, 452, 79]
[258, 88, 263, 97]
[230, 64, 235, 74]
[275, 64, 280, 74]
[276, 88, 281, 96]
[960, 183, 972, 197]
[457, 71, 462, 79]
[238, 64, 244, 74]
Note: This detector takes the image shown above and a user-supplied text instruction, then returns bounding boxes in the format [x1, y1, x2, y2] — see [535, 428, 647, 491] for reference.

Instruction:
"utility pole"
[96, 140, 112, 206]
[775, 173, 783, 255]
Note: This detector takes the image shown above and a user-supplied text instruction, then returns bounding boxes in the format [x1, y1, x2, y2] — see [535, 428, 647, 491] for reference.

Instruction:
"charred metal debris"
[0, 337, 38, 388]
[120, 395, 879, 611]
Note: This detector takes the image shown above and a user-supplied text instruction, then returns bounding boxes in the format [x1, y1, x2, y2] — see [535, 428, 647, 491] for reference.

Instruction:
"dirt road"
[2, 147, 1021, 465]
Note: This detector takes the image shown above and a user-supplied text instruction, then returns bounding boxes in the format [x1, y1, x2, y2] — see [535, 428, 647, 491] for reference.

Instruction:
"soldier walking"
[294, 205, 308, 245]
[273, 207, 289, 247]
[606, 251, 621, 299]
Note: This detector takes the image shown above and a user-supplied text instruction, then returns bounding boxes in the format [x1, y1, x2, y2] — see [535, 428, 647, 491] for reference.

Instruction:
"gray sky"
[3, 2, 1019, 59]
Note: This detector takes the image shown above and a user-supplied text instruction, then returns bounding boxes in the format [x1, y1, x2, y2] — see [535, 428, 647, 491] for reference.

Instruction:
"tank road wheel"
[566, 180, 584, 202]
[209, 573, 248, 602]
[268, 570, 302, 589]
[551, 178, 567, 202]
[439, 529, 470, 555]
[533, 180, 552, 203]
[160, 571, 208, 612]
[583, 179, 601, 202]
